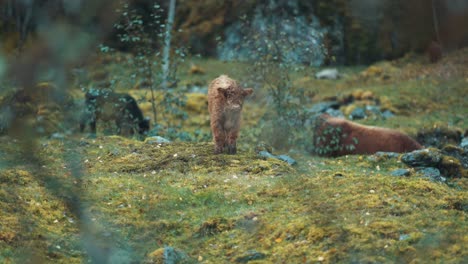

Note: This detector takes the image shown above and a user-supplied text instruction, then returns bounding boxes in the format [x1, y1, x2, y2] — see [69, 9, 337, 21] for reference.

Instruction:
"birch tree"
[162, 0, 176, 90]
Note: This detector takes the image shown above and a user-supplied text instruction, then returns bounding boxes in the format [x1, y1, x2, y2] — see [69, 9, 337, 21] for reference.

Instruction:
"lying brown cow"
[208, 75, 253, 154]
[313, 114, 423, 156]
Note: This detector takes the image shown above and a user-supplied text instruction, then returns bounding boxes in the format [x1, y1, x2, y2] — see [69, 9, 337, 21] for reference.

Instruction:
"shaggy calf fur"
[208, 75, 253, 154]
[80, 90, 149, 136]
[313, 114, 423, 157]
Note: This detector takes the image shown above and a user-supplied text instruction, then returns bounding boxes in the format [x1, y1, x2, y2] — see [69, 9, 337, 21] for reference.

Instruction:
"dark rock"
[367, 151, 401, 162]
[218, 3, 327, 66]
[437, 146, 467, 178]
[304, 105, 343, 128]
[391, 168, 411, 177]
[420, 167, 441, 177]
[401, 148, 442, 168]
[349, 107, 366, 120]
[163, 246, 192, 264]
[416, 126, 462, 149]
[145, 246, 194, 264]
[325, 108, 345, 118]
[255, 142, 273, 153]
[276, 155, 297, 165]
[307, 101, 340, 114]
[418, 167, 446, 183]
[439, 156, 465, 178]
[442, 145, 468, 169]
[109, 149, 120, 156]
[461, 137, 468, 150]
[402, 147, 467, 179]
[235, 250, 266, 263]
[374, 151, 400, 159]
[365, 105, 381, 116]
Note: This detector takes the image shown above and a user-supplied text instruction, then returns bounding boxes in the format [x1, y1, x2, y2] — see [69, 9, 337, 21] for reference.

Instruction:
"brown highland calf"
[208, 75, 253, 154]
[313, 114, 423, 157]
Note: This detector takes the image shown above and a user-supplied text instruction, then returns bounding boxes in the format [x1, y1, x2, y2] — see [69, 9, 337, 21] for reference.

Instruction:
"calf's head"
[218, 87, 253, 112]
[138, 117, 150, 135]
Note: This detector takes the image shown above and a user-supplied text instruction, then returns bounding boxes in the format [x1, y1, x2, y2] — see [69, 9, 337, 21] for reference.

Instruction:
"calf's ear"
[243, 88, 253, 97]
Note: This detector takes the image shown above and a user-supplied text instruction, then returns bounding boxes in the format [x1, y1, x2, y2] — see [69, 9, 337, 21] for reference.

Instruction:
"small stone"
[399, 234, 410, 241]
[276, 155, 297, 165]
[418, 167, 446, 182]
[145, 136, 171, 144]
[307, 101, 340, 114]
[315, 68, 340, 80]
[349, 107, 366, 120]
[374, 152, 400, 159]
[391, 168, 411, 177]
[51, 132, 65, 139]
[258, 150, 276, 159]
[365, 105, 381, 115]
[234, 250, 266, 263]
[381, 110, 395, 119]
[401, 148, 442, 167]
[461, 137, 468, 150]
[145, 246, 192, 264]
[255, 142, 273, 153]
[325, 108, 345, 118]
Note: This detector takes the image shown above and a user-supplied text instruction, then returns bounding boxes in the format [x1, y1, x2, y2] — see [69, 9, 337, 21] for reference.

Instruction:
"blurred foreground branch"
[2, 0, 137, 262]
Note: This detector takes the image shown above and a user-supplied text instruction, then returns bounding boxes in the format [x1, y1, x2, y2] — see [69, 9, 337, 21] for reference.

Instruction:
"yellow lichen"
[185, 93, 208, 114]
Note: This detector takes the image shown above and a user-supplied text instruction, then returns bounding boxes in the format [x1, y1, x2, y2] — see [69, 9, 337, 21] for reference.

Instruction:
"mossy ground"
[1, 49, 467, 263]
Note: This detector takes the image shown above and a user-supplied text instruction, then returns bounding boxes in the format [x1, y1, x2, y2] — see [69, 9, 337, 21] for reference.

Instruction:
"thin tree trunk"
[150, 71, 158, 124]
[431, 0, 441, 43]
[20, 1, 33, 49]
[162, 0, 176, 90]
